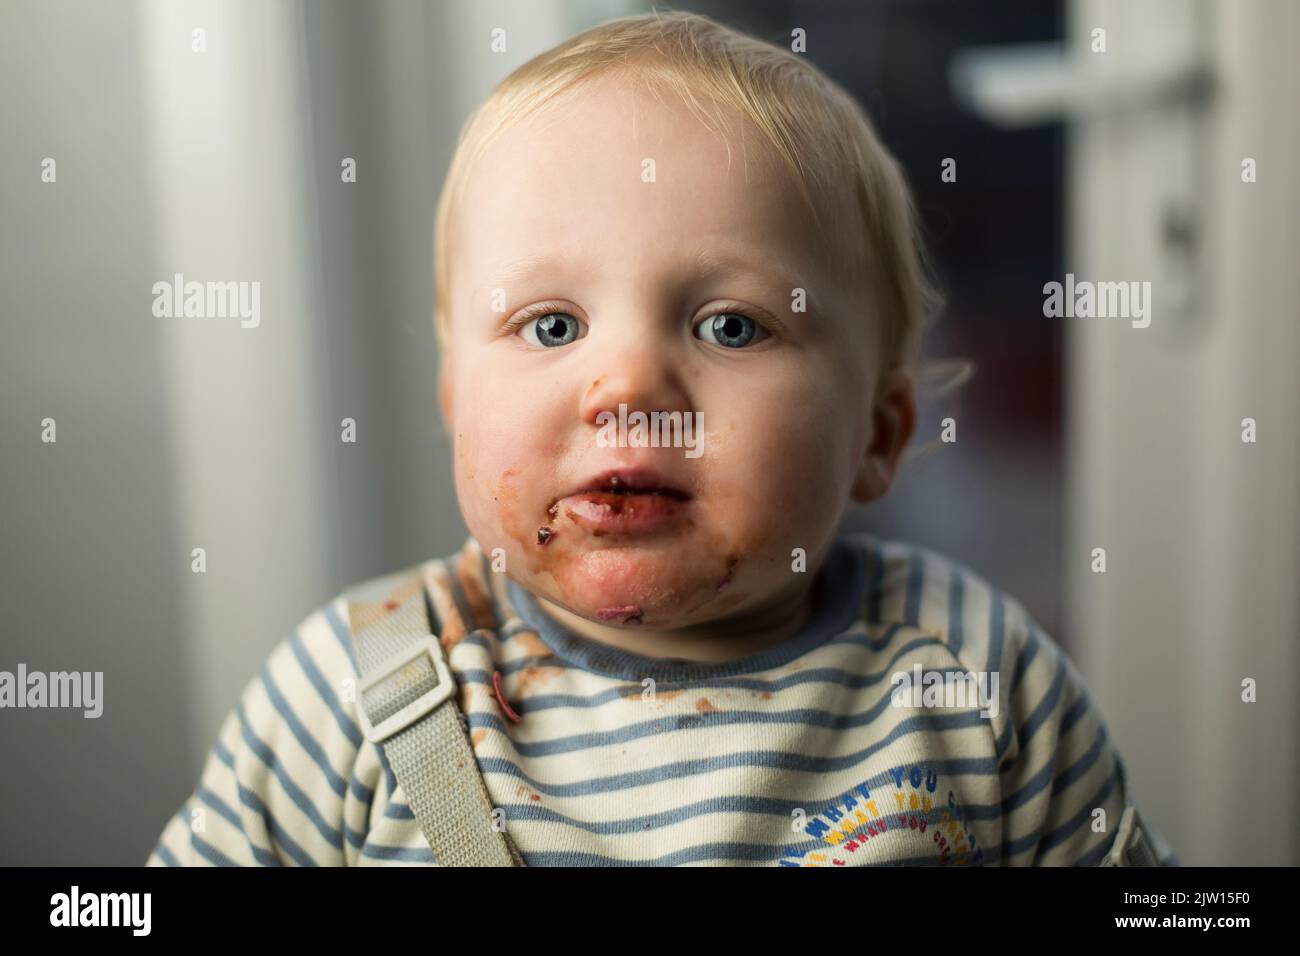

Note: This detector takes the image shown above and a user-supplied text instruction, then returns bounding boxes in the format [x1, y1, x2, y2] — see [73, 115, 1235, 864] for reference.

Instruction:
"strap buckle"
[357, 636, 455, 743]
[1100, 806, 1160, 866]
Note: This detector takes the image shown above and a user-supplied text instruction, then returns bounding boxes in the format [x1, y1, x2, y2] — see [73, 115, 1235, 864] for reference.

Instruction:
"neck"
[535, 575, 818, 664]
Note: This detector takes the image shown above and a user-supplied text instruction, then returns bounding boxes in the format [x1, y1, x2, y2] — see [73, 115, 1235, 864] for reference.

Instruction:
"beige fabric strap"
[1099, 806, 1160, 866]
[345, 562, 524, 867]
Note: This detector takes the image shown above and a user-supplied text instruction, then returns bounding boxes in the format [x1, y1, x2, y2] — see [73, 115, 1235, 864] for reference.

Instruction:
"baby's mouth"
[543, 468, 693, 538]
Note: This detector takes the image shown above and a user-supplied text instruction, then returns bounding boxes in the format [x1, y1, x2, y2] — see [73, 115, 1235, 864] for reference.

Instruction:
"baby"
[149, 11, 1175, 867]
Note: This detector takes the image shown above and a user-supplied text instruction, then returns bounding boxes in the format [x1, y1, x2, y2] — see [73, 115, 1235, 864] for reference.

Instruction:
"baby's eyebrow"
[487, 252, 576, 288]
[486, 245, 819, 308]
[683, 246, 827, 318]
[686, 247, 808, 294]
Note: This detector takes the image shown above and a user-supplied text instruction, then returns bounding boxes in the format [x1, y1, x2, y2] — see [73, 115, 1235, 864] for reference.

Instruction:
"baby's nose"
[578, 348, 694, 430]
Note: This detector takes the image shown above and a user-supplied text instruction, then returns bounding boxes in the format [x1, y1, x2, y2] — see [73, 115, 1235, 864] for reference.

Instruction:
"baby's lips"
[559, 489, 691, 536]
[555, 464, 693, 504]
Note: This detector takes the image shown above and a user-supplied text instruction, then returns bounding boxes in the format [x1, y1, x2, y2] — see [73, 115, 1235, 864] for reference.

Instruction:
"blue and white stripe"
[148, 532, 1176, 867]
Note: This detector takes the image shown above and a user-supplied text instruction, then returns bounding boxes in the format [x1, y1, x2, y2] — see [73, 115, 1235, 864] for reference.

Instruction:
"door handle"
[948, 41, 1213, 130]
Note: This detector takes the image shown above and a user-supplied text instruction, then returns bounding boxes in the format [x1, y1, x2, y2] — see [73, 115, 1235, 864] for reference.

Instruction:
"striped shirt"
[148, 532, 1177, 866]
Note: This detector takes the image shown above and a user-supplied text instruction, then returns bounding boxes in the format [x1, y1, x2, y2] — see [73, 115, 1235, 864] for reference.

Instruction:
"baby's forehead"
[474, 83, 780, 194]
[454, 81, 844, 297]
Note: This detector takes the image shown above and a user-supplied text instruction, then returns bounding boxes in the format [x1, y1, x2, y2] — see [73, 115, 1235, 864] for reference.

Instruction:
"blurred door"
[956, 0, 1300, 865]
[1063, 0, 1300, 866]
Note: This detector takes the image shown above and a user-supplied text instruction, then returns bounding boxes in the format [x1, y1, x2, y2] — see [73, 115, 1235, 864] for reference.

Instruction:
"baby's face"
[442, 71, 900, 631]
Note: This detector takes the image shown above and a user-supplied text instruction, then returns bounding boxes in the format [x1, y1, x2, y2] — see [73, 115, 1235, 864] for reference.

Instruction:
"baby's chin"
[535, 541, 747, 627]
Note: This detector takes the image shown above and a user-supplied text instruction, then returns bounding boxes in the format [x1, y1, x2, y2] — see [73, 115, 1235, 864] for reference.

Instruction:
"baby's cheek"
[450, 428, 516, 543]
[719, 398, 852, 530]
[460, 453, 565, 592]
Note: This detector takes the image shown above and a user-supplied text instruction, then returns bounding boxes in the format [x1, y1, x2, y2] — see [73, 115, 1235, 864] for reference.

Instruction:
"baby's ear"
[850, 370, 917, 503]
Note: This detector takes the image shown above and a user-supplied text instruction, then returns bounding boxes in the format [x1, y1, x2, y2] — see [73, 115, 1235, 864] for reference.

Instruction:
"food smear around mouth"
[558, 490, 689, 535]
[489, 467, 783, 627]
[596, 604, 643, 624]
[716, 553, 739, 592]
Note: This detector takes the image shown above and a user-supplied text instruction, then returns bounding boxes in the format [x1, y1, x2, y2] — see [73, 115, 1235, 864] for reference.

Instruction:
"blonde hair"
[433, 8, 946, 384]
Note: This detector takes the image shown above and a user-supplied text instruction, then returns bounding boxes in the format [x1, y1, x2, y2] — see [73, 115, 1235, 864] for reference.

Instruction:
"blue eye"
[520, 312, 584, 348]
[694, 311, 766, 348]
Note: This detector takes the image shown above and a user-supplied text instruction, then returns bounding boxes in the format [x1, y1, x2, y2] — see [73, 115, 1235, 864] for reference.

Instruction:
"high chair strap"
[1098, 806, 1161, 867]
[343, 561, 524, 867]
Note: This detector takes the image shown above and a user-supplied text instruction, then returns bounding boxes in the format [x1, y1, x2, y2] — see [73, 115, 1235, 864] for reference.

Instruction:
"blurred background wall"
[1, 0, 1295, 866]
